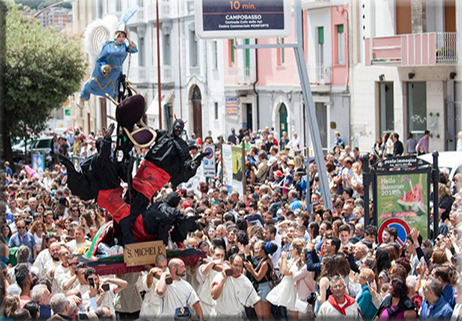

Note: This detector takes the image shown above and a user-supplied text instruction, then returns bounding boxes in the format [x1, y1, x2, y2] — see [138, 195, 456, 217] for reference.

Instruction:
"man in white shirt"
[156, 258, 204, 320]
[32, 235, 58, 278]
[287, 132, 301, 154]
[317, 275, 361, 320]
[195, 246, 227, 317]
[140, 254, 168, 319]
[67, 225, 91, 252]
[43, 242, 62, 294]
[211, 253, 262, 318]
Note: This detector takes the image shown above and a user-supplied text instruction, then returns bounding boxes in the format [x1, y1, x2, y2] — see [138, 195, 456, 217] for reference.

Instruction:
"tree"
[2, 3, 86, 169]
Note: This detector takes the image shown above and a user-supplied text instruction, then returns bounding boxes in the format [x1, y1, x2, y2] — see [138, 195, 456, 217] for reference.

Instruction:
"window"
[116, 0, 121, 12]
[316, 26, 324, 68]
[137, 0, 144, 7]
[214, 102, 219, 120]
[379, 82, 394, 133]
[278, 37, 285, 66]
[245, 39, 250, 77]
[163, 34, 171, 65]
[407, 82, 427, 139]
[97, 0, 103, 18]
[229, 39, 235, 66]
[213, 41, 218, 69]
[337, 24, 345, 65]
[138, 38, 145, 67]
[191, 31, 198, 67]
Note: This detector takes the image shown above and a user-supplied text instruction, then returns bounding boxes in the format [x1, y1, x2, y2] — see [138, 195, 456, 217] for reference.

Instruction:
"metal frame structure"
[234, 0, 333, 209]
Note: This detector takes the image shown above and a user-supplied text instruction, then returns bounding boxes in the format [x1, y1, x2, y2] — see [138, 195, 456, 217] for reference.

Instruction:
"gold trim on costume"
[90, 77, 116, 94]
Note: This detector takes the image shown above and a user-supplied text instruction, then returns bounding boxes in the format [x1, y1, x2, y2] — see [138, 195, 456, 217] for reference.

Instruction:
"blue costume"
[80, 40, 138, 100]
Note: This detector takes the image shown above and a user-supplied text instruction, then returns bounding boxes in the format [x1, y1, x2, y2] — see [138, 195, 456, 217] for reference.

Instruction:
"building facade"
[350, 0, 460, 152]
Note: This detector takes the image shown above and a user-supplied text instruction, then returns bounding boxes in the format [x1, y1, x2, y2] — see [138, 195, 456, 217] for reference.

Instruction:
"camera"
[101, 283, 110, 292]
[307, 292, 317, 305]
[225, 268, 234, 276]
[165, 276, 173, 285]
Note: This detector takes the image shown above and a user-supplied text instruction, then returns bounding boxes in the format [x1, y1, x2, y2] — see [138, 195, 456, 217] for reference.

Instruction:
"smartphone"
[88, 278, 95, 288]
[165, 276, 173, 285]
[101, 284, 110, 292]
[225, 268, 234, 276]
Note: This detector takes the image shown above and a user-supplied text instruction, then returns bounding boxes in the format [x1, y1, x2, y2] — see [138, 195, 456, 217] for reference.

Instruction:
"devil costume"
[98, 119, 205, 244]
[60, 135, 120, 201]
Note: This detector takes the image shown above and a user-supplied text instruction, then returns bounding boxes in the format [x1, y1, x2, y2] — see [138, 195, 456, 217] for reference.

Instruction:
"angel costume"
[79, 8, 139, 101]
[266, 258, 300, 311]
[80, 39, 137, 100]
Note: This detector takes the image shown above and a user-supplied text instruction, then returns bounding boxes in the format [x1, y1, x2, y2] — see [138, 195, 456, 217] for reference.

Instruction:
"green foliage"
[4, 3, 87, 137]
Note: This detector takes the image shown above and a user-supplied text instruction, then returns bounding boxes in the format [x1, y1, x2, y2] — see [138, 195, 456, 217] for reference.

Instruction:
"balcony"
[225, 66, 252, 85]
[307, 64, 332, 85]
[148, 0, 171, 22]
[149, 65, 174, 84]
[365, 32, 458, 66]
[126, 7, 146, 26]
[129, 67, 148, 83]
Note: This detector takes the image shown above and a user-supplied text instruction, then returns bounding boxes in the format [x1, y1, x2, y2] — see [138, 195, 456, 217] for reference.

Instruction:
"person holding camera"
[140, 254, 168, 319]
[83, 268, 128, 316]
[156, 258, 204, 320]
[211, 253, 262, 319]
[195, 246, 226, 318]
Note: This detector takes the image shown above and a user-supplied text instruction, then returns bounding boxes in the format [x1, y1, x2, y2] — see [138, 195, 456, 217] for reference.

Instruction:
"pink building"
[223, 1, 352, 150]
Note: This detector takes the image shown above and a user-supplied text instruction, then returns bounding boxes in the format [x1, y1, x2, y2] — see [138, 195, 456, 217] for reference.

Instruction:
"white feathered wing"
[83, 15, 119, 67]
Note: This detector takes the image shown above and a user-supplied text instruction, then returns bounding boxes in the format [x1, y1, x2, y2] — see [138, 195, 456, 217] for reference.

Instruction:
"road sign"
[195, 0, 291, 39]
[203, 145, 216, 178]
[378, 218, 411, 248]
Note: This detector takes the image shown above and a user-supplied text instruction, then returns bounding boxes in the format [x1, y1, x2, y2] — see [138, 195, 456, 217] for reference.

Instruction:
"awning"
[146, 90, 174, 115]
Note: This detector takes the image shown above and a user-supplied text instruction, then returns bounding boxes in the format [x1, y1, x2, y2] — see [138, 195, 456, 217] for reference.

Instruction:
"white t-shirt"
[156, 279, 200, 317]
[140, 273, 162, 318]
[67, 239, 91, 252]
[33, 250, 51, 278]
[54, 264, 70, 293]
[212, 273, 260, 317]
[44, 259, 61, 294]
[196, 264, 222, 316]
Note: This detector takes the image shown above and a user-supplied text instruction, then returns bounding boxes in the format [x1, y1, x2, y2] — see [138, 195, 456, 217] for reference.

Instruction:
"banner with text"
[376, 172, 429, 246]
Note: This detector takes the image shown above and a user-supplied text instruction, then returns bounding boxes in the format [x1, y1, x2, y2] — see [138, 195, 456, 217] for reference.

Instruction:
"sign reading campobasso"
[124, 241, 166, 267]
[376, 172, 429, 244]
[195, 0, 291, 38]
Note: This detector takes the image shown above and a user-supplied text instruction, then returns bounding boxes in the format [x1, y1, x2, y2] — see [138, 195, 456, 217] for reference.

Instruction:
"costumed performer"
[78, 11, 138, 106]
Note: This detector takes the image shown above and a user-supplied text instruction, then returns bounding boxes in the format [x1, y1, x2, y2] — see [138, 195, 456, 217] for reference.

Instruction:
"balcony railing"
[149, 65, 174, 83]
[307, 64, 331, 85]
[148, 0, 171, 22]
[225, 66, 252, 85]
[436, 32, 457, 64]
[130, 67, 148, 83]
[365, 32, 458, 66]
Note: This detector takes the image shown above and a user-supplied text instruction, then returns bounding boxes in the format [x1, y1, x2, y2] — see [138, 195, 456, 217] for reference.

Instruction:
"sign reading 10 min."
[195, 0, 291, 39]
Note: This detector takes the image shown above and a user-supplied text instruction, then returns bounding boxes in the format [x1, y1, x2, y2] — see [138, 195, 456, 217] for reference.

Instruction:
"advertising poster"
[222, 144, 233, 192]
[232, 145, 244, 195]
[32, 154, 44, 178]
[376, 172, 429, 246]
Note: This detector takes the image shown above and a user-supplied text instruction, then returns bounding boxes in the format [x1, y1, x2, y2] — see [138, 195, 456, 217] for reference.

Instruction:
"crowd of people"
[0, 126, 461, 321]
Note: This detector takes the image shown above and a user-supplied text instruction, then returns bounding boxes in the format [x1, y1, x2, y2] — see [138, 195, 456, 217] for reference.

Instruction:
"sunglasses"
[17, 226, 26, 229]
